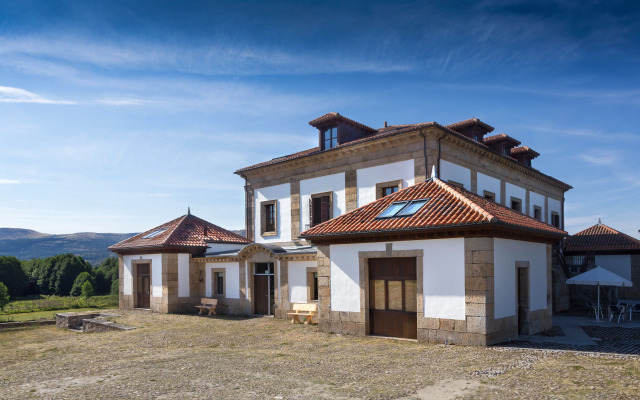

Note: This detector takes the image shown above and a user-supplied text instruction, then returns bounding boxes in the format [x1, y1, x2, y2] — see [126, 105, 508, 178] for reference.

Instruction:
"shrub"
[110, 279, 119, 295]
[81, 281, 94, 298]
[70, 272, 95, 297]
[0, 282, 9, 311]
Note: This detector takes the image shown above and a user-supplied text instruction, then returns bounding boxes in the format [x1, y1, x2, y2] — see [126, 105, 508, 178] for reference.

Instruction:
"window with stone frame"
[483, 190, 496, 202]
[376, 179, 403, 200]
[551, 211, 560, 228]
[447, 180, 464, 189]
[260, 200, 277, 236]
[533, 206, 542, 221]
[310, 192, 332, 227]
[214, 271, 224, 295]
[510, 197, 522, 212]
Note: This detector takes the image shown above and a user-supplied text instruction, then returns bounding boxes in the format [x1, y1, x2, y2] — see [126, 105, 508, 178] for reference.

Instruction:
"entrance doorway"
[516, 266, 530, 335]
[369, 257, 417, 339]
[136, 263, 150, 309]
[253, 262, 274, 315]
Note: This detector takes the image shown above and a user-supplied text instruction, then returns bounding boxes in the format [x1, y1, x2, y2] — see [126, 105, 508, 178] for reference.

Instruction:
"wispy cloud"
[578, 153, 617, 166]
[0, 86, 75, 104]
[0, 179, 20, 184]
[95, 98, 155, 106]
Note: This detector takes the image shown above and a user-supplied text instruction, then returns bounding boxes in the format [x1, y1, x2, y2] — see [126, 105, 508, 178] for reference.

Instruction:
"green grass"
[0, 295, 118, 322]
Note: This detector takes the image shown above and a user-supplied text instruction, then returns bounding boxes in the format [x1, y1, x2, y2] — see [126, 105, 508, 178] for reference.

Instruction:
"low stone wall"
[0, 320, 55, 329]
[82, 318, 136, 333]
[56, 312, 102, 329]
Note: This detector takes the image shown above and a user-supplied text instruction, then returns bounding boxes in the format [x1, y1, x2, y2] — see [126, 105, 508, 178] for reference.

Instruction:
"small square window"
[533, 206, 542, 221]
[510, 197, 522, 212]
[483, 191, 496, 201]
[376, 180, 403, 200]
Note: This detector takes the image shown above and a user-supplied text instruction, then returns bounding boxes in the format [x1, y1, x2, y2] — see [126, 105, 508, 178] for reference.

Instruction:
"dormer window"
[322, 127, 338, 150]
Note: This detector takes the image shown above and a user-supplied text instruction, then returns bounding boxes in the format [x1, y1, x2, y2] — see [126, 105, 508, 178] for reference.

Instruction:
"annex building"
[110, 112, 572, 345]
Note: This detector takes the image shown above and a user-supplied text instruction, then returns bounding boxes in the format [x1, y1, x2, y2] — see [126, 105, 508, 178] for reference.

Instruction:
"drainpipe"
[437, 131, 450, 179]
[419, 129, 428, 180]
[239, 172, 250, 240]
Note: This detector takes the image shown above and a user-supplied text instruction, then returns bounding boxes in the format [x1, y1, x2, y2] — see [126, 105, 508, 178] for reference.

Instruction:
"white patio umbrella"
[566, 266, 633, 320]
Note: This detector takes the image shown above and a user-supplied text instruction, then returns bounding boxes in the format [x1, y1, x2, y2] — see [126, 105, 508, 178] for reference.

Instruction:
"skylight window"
[377, 199, 429, 219]
[142, 228, 167, 239]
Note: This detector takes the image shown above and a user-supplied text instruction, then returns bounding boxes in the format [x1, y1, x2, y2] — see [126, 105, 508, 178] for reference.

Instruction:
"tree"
[0, 282, 9, 311]
[94, 257, 118, 294]
[22, 254, 92, 296]
[110, 279, 119, 295]
[81, 281, 94, 298]
[70, 272, 95, 297]
[0, 256, 28, 298]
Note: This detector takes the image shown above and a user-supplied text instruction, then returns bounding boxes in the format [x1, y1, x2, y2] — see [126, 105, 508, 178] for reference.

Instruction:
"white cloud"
[0, 179, 20, 184]
[95, 98, 155, 106]
[578, 153, 617, 166]
[0, 86, 75, 104]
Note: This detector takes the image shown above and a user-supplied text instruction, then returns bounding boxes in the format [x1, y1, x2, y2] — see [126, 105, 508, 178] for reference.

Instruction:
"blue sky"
[1, 0, 639, 239]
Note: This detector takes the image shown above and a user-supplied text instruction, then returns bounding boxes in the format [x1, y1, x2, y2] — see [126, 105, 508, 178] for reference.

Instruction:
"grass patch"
[0, 295, 118, 322]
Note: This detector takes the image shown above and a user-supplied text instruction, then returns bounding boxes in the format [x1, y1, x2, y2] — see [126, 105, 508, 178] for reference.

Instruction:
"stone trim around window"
[260, 200, 278, 237]
[483, 190, 496, 202]
[376, 179, 404, 200]
[510, 196, 522, 213]
[210, 268, 227, 298]
[310, 191, 333, 227]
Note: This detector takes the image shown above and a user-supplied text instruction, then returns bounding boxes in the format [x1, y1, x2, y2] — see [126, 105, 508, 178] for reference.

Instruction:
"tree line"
[0, 254, 118, 301]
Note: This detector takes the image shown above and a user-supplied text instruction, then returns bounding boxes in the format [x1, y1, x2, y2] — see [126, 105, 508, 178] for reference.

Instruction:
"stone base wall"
[56, 312, 101, 329]
[82, 319, 136, 332]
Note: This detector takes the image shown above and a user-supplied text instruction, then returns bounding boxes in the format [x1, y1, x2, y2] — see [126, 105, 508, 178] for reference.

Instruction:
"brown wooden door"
[369, 257, 417, 339]
[254, 275, 269, 315]
[137, 263, 150, 309]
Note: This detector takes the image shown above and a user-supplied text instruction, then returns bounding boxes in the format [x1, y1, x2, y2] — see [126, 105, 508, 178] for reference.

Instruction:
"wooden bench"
[286, 303, 317, 324]
[195, 298, 218, 316]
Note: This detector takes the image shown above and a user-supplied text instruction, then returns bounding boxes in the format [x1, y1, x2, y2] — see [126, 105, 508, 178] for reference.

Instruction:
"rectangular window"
[510, 197, 522, 212]
[382, 186, 398, 197]
[310, 192, 332, 227]
[551, 211, 560, 228]
[322, 127, 338, 150]
[503, 146, 510, 156]
[447, 180, 464, 189]
[260, 200, 277, 236]
[214, 272, 224, 295]
[254, 262, 273, 275]
[483, 190, 496, 201]
[533, 206, 542, 221]
[376, 180, 403, 200]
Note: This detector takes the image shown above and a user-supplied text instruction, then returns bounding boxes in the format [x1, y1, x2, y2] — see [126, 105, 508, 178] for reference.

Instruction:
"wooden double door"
[136, 263, 150, 309]
[369, 257, 417, 339]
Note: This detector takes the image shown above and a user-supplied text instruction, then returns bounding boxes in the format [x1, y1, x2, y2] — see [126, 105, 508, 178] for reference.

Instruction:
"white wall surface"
[254, 183, 291, 243]
[122, 254, 163, 297]
[288, 260, 317, 303]
[505, 183, 527, 214]
[356, 160, 415, 207]
[394, 239, 466, 320]
[548, 197, 562, 225]
[440, 160, 471, 189]
[476, 172, 501, 199]
[494, 239, 547, 319]
[205, 262, 240, 299]
[596, 255, 632, 281]
[178, 253, 190, 297]
[206, 243, 246, 253]
[300, 172, 345, 231]
[330, 242, 386, 312]
[529, 191, 545, 219]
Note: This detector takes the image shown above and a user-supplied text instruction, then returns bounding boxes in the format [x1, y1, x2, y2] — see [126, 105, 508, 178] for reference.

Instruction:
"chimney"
[384, 121, 388, 128]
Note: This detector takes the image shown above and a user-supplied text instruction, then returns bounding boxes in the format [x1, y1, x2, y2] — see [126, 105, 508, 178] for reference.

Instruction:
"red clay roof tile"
[445, 118, 495, 133]
[108, 213, 250, 251]
[308, 112, 376, 133]
[300, 179, 565, 239]
[511, 146, 540, 158]
[565, 223, 640, 253]
[484, 133, 521, 146]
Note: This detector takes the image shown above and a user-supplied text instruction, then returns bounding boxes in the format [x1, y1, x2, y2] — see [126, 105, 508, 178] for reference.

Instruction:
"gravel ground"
[0, 310, 639, 399]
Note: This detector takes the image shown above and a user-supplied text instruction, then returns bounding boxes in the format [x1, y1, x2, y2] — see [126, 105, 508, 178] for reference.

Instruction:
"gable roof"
[309, 112, 376, 133]
[445, 118, 495, 133]
[565, 223, 640, 253]
[484, 133, 521, 146]
[300, 178, 566, 240]
[108, 213, 250, 252]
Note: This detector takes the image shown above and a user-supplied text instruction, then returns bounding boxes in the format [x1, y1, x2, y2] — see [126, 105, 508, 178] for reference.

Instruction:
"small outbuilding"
[108, 211, 251, 313]
[300, 178, 566, 346]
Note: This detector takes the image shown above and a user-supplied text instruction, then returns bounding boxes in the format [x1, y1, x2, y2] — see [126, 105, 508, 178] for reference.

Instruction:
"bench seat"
[196, 298, 218, 316]
[286, 303, 317, 324]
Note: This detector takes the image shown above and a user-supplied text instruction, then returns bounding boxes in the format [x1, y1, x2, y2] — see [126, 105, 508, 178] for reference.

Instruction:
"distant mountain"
[231, 229, 246, 238]
[0, 229, 137, 265]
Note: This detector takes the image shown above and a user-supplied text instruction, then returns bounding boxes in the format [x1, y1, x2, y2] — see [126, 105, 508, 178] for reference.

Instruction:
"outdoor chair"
[587, 302, 603, 320]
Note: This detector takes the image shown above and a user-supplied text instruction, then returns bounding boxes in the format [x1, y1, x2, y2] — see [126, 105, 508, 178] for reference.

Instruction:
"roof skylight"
[142, 228, 167, 239]
[377, 199, 429, 219]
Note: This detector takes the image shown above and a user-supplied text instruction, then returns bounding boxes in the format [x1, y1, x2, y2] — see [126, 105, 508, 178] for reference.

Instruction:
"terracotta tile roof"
[300, 179, 566, 239]
[308, 112, 376, 133]
[484, 133, 521, 146]
[109, 213, 250, 251]
[511, 146, 540, 158]
[565, 223, 640, 253]
[445, 118, 495, 133]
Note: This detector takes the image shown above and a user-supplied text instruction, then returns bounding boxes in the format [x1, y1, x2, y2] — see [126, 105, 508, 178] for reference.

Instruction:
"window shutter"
[321, 196, 331, 223]
[309, 197, 314, 227]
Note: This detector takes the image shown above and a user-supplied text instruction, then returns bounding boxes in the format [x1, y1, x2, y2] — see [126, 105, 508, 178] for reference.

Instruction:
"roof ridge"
[162, 214, 189, 245]
[432, 178, 496, 222]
